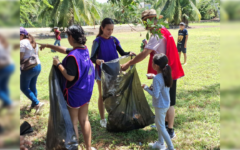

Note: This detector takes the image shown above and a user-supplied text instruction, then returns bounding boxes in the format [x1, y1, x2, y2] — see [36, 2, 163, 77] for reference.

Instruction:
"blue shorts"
[95, 68, 101, 81]
[177, 46, 186, 53]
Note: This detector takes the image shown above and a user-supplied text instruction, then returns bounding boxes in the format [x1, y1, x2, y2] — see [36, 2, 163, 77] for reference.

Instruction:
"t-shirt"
[20, 39, 40, 64]
[65, 48, 78, 88]
[145, 34, 166, 54]
[55, 30, 61, 40]
[177, 28, 188, 46]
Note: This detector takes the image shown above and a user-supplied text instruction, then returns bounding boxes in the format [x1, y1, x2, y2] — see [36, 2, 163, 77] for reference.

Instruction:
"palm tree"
[154, 0, 201, 26]
[38, 0, 101, 28]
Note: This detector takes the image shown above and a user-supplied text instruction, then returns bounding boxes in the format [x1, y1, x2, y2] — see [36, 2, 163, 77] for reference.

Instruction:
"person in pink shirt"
[52, 27, 61, 52]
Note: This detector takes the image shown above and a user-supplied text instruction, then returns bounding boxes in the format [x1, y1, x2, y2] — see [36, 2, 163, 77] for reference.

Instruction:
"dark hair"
[66, 25, 87, 45]
[153, 53, 173, 87]
[97, 18, 114, 37]
[23, 34, 36, 49]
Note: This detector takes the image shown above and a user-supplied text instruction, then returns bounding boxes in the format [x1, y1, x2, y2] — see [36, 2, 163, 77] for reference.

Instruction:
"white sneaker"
[148, 141, 166, 149]
[100, 119, 107, 128]
[91, 147, 97, 150]
[35, 102, 44, 115]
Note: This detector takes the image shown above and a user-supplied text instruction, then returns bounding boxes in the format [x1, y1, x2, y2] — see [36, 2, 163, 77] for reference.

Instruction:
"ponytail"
[162, 65, 173, 87]
[153, 53, 173, 87]
[97, 18, 114, 37]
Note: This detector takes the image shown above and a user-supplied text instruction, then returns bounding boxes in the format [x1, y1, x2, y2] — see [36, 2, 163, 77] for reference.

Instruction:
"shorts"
[95, 68, 101, 81]
[67, 102, 89, 109]
[177, 46, 186, 53]
[170, 80, 177, 106]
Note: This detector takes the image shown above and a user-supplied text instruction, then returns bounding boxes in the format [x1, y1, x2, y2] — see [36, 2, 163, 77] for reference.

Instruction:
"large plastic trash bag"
[46, 66, 78, 150]
[101, 56, 155, 132]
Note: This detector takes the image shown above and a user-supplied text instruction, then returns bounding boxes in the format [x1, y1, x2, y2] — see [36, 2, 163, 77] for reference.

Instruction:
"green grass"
[20, 24, 220, 150]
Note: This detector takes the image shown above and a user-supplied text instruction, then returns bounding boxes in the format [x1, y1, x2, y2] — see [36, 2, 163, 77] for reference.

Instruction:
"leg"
[178, 52, 181, 60]
[57, 40, 61, 46]
[29, 65, 41, 97]
[166, 106, 175, 129]
[155, 108, 174, 150]
[183, 52, 187, 64]
[97, 80, 105, 120]
[0, 73, 11, 106]
[78, 104, 92, 150]
[20, 69, 40, 107]
[68, 107, 80, 141]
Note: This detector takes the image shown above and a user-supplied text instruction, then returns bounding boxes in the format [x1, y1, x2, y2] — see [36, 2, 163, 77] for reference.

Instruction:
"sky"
[96, 0, 108, 3]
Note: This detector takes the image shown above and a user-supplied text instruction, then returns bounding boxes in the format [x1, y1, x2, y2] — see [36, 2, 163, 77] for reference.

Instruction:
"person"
[142, 53, 175, 150]
[90, 18, 135, 128]
[0, 34, 15, 110]
[38, 25, 96, 150]
[177, 22, 188, 65]
[20, 136, 32, 150]
[52, 27, 61, 52]
[121, 9, 184, 139]
[20, 27, 44, 115]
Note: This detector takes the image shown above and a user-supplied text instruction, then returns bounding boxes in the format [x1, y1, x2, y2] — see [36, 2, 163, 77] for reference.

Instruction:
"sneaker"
[100, 119, 107, 128]
[167, 128, 176, 139]
[34, 102, 44, 115]
[91, 147, 97, 150]
[148, 141, 166, 149]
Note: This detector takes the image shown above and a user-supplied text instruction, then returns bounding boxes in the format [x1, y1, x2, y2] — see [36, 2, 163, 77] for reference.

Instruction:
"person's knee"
[79, 118, 89, 127]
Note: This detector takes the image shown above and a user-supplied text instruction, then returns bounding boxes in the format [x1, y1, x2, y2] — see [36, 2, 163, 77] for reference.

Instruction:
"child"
[90, 18, 135, 128]
[142, 53, 175, 150]
[52, 27, 61, 52]
[177, 22, 188, 65]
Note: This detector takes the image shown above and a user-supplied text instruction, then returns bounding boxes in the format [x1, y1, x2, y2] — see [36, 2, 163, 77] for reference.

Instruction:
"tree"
[38, 0, 101, 28]
[20, 0, 53, 27]
[197, 0, 219, 20]
[154, 0, 201, 26]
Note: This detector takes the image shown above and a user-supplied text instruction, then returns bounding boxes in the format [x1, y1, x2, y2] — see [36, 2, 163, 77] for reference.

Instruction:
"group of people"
[17, 9, 189, 150]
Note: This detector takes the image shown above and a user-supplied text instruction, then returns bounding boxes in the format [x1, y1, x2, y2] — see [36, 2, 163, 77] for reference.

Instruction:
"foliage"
[0, 1, 19, 27]
[20, 0, 53, 27]
[154, 0, 201, 26]
[144, 18, 169, 40]
[197, 0, 219, 20]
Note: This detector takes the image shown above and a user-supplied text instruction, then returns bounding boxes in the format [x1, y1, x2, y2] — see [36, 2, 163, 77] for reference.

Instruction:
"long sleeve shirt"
[144, 73, 170, 108]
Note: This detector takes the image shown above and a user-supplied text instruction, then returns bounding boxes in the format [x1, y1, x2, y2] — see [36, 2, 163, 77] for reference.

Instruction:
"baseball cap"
[20, 27, 28, 35]
[179, 22, 185, 26]
[54, 27, 58, 29]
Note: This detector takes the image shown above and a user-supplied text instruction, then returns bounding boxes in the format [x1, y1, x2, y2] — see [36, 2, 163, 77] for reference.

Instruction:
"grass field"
[20, 23, 220, 150]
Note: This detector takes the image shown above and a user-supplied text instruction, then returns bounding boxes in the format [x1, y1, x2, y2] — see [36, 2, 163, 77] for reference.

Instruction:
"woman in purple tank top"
[90, 18, 135, 128]
[38, 25, 96, 150]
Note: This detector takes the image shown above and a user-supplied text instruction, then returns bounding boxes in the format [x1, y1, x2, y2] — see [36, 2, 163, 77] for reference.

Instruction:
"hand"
[146, 73, 155, 79]
[96, 59, 104, 66]
[121, 62, 130, 71]
[53, 57, 60, 66]
[184, 45, 187, 48]
[141, 84, 146, 88]
[20, 136, 32, 150]
[129, 52, 136, 56]
[37, 43, 48, 51]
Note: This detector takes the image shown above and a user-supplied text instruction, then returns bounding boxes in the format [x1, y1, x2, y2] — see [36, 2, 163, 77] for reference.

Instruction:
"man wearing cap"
[177, 22, 188, 65]
[121, 9, 184, 140]
[52, 27, 61, 52]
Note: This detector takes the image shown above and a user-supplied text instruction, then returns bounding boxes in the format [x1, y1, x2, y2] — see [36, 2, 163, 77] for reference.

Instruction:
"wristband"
[56, 63, 62, 68]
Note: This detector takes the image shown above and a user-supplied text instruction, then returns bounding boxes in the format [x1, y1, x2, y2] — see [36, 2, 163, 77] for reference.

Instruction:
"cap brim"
[142, 14, 157, 20]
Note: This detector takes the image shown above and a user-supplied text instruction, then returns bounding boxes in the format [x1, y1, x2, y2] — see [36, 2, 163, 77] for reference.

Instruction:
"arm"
[116, 45, 130, 56]
[144, 77, 161, 99]
[38, 43, 67, 54]
[53, 57, 75, 82]
[121, 48, 153, 71]
[58, 31, 61, 37]
[90, 41, 104, 65]
[184, 35, 188, 48]
[20, 52, 24, 61]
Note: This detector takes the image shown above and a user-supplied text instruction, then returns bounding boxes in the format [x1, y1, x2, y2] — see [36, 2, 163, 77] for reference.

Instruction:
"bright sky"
[96, 0, 108, 3]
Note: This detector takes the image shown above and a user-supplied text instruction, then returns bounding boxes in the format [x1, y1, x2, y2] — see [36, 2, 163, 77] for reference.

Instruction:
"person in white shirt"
[20, 27, 44, 114]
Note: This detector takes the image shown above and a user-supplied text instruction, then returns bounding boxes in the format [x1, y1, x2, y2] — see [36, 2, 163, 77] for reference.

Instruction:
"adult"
[20, 27, 44, 115]
[52, 27, 61, 52]
[121, 9, 184, 138]
[0, 34, 15, 109]
[38, 25, 96, 150]
[90, 18, 135, 128]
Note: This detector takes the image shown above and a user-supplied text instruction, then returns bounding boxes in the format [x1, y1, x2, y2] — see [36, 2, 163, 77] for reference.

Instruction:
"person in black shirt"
[177, 22, 188, 65]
